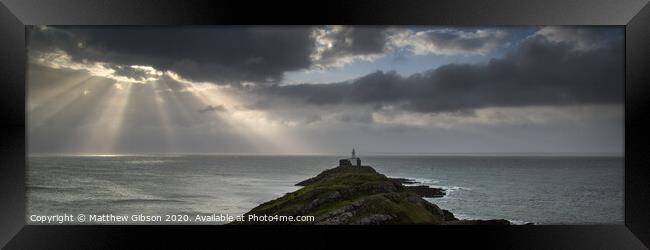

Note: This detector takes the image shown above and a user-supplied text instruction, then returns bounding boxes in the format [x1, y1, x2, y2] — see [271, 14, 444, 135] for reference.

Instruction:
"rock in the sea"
[389, 178, 418, 185]
[403, 185, 445, 198]
[388, 178, 445, 198]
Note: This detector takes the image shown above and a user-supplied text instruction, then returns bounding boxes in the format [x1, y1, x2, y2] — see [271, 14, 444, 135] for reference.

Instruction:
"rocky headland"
[231, 164, 511, 225]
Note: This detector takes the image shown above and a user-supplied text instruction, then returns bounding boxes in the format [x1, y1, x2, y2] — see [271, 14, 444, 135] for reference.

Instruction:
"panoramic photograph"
[26, 25, 623, 225]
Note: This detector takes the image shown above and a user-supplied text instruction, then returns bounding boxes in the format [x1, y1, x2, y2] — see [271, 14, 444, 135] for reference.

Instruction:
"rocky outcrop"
[389, 178, 418, 185]
[231, 165, 510, 225]
[403, 185, 445, 198]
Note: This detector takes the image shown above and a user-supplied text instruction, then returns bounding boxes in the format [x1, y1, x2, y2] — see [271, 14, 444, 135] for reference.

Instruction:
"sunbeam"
[28, 64, 316, 154]
[181, 82, 269, 153]
[79, 82, 134, 154]
[27, 74, 94, 111]
[158, 79, 198, 126]
[178, 79, 314, 154]
[150, 81, 175, 152]
[28, 77, 111, 128]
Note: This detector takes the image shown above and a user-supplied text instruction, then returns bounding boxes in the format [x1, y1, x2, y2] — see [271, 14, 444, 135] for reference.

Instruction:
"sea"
[26, 154, 624, 225]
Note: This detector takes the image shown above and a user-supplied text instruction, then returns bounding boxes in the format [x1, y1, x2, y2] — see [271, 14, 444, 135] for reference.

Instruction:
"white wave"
[436, 185, 472, 193]
[392, 176, 441, 186]
[411, 177, 441, 185]
[392, 176, 471, 196]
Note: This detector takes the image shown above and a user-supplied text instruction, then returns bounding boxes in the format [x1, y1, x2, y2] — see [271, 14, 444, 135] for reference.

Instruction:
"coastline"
[232, 164, 512, 225]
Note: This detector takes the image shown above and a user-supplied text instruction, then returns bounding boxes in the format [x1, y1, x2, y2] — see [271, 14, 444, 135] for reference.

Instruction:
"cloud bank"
[26, 26, 624, 154]
[256, 27, 623, 114]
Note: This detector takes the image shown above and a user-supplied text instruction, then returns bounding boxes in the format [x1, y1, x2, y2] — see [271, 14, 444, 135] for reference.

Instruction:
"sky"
[26, 26, 624, 155]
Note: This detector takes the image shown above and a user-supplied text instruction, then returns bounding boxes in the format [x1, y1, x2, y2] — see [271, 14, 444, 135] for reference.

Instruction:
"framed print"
[0, 0, 649, 249]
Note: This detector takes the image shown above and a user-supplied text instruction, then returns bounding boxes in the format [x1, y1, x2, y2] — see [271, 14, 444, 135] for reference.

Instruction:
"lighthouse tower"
[352, 148, 361, 167]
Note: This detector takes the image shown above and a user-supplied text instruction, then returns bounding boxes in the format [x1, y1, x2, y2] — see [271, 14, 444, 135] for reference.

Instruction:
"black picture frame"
[1, 0, 649, 249]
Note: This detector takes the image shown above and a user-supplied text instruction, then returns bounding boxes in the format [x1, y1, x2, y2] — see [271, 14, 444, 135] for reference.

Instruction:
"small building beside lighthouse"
[339, 148, 361, 167]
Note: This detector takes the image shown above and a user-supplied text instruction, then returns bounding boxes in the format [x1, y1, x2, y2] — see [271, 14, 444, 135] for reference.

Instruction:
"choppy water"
[27, 155, 623, 225]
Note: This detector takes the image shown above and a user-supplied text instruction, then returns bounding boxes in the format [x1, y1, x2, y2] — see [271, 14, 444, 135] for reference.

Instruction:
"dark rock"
[389, 178, 418, 185]
[404, 185, 445, 198]
[442, 209, 458, 221]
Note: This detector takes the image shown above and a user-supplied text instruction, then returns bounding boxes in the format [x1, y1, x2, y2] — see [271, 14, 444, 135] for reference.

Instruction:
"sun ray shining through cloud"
[150, 81, 175, 152]
[27, 74, 94, 111]
[28, 77, 109, 128]
[157, 79, 200, 126]
[183, 82, 280, 153]
[174, 75, 316, 154]
[79, 82, 133, 154]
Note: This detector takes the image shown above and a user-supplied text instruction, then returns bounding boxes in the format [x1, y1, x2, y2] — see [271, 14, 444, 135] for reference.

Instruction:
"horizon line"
[27, 151, 625, 157]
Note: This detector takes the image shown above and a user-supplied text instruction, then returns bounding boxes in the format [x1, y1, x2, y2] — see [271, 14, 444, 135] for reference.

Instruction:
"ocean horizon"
[26, 154, 623, 225]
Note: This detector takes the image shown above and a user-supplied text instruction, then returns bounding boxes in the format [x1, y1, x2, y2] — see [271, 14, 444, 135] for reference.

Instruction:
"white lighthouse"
[352, 148, 361, 167]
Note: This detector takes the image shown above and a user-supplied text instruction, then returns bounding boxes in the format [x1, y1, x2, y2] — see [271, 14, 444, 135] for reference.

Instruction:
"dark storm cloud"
[261, 31, 623, 113]
[28, 26, 316, 84]
[313, 26, 391, 66]
[312, 27, 512, 67]
[28, 26, 515, 84]
[198, 105, 226, 114]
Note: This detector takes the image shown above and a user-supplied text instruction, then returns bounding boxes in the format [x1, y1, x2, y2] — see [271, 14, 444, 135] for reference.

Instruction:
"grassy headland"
[231, 165, 510, 225]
